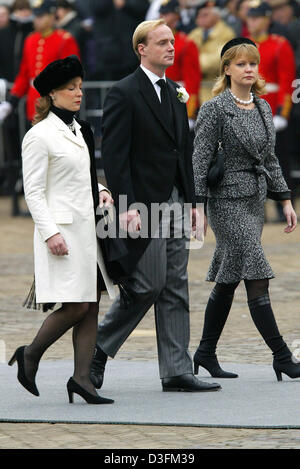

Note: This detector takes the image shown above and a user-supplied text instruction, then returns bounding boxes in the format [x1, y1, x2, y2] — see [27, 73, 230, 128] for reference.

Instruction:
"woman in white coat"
[9, 56, 115, 405]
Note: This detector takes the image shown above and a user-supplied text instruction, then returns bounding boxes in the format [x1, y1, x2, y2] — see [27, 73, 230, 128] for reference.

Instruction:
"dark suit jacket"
[101, 66, 196, 275]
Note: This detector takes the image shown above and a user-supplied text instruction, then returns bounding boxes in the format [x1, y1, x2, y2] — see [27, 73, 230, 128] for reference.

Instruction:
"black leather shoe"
[8, 346, 39, 396]
[90, 347, 107, 389]
[67, 378, 114, 405]
[162, 374, 221, 392]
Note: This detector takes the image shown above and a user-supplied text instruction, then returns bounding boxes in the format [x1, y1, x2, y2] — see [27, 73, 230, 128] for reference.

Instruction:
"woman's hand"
[191, 206, 207, 240]
[99, 190, 114, 208]
[282, 200, 297, 233]
[46, 233, 69, 256]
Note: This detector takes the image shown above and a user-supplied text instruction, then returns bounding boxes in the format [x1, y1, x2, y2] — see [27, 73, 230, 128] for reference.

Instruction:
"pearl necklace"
[229, 89, 254, 106]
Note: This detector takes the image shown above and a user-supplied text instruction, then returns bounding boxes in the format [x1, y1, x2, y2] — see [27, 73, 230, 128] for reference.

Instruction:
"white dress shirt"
[140, 64, 166, 103]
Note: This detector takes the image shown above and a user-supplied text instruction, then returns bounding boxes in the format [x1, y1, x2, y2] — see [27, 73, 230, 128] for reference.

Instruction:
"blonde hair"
[212, 43, 266, 97]
[32, 96, 52, 125]
[132, 19, 167, 60]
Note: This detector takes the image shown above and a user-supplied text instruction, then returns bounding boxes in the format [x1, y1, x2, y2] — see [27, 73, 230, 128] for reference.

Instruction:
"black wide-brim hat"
[220, 37, 257, 58]
[33, 55, 84, 97]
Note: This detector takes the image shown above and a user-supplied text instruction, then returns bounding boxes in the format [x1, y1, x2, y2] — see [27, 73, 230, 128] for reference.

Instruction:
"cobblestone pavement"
[1, 196, 300, 449]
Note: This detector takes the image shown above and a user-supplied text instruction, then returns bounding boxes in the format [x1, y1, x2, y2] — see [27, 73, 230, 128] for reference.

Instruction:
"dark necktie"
[156, 79, 174, 131]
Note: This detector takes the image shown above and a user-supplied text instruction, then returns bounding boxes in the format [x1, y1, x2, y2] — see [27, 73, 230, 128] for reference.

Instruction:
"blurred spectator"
[246, 0, 296, 217]
[221, 0, 248, 34]
[55, 0, 89, 73]
[146, 0, 162, 19]
[75, 0, 93, 20]
[189, 0, 235, 104]
[176, 0, 198, 33]
[90, 0, 149, 81]
[0, 0, 33, 82]
[270, 0, 300, 25]
[0, 0, 79, 198]
[1, 0, 80, 123]
[146, 0, 198, 32]
[0, 4, 10, 29]
[270, 0, 300, 195]
[0, 0, 33, 196]
[160, 0, 201, 123]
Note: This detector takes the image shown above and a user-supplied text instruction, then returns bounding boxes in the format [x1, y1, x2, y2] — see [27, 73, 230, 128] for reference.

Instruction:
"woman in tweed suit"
[192, 37, 299, 382]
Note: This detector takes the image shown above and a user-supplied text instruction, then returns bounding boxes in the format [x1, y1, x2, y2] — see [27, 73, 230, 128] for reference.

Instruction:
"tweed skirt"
[206, 194, 274, 283]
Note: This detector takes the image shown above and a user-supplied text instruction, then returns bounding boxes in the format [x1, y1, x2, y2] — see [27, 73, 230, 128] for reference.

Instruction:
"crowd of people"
[0, 0, 299, 218]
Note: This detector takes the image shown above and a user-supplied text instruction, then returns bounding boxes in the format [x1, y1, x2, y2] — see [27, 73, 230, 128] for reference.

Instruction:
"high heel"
[273, 358, 300, 382]
[66, 377, 114, 405]
[193, 349, 238, 379]
[8, 346, 39, 396]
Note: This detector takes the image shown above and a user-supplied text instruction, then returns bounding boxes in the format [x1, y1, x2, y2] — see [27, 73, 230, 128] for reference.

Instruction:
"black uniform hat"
[34, 55, 84, 96]
[247, 0, 273, 17]
[32, 0, 56, 16]
[220, 37, 257, 58]
[159, 0, 180, 14]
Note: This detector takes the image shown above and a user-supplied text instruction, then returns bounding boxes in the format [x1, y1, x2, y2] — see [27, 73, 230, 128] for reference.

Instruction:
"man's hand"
[119, 209, 141, 233]
[46, 233, 69, 256]
[191, 205, 207, 240]
[99, 189, 114, 208]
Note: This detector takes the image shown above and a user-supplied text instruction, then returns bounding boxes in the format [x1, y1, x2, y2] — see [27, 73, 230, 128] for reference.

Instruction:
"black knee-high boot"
[248, 294, 300, 381]
[194, 286, 238, 378]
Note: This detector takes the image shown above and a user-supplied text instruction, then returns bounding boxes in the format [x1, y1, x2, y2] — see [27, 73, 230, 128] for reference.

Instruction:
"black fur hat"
[33, 55, 84, 96]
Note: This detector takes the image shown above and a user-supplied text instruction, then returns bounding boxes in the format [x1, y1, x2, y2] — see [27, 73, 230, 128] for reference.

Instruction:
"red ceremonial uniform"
[250, 33, 296, 118]
[166, 31, 201, 120]
[11, 29, 80, 121]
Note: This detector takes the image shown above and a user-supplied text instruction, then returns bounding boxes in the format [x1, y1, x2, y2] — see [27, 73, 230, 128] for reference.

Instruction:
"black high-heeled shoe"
[67, 377, 114, 404]
[193, 349, 238, 378]
[273, 358, 300, 381]
[8, 346, 39, 396]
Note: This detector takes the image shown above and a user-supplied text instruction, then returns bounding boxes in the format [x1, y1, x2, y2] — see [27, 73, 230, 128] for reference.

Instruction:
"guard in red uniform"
[1, 0, 80, 123]
[246, 0, 296, 219]
[159, 0, 201, 124]
[246, 1, 296, 126]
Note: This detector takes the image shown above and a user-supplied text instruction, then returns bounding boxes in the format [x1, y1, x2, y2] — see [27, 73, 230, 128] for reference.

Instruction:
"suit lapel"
[222, 88, 268, 163]
[137, 67, 176, 142]
[167, 79, 183, 145]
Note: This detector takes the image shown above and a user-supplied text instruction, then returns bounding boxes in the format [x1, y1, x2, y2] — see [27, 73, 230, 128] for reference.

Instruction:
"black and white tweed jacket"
[192, 87, 290, 202]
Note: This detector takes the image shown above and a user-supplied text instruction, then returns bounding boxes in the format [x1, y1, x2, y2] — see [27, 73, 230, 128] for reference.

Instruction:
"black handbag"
[207, 109, 225, 188]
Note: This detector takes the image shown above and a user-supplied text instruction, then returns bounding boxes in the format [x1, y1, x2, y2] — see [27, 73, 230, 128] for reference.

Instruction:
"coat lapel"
[221, 88, 271, 163]
[47, 111, 86, 148]
[137, 67, 176, 142]
[167, 79, 183, 145]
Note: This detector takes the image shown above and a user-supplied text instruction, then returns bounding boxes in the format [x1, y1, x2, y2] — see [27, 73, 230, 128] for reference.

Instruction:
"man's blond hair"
[132, 19, 167, 60]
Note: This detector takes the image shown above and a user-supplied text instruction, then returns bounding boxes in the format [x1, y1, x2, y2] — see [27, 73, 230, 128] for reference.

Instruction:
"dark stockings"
[24, 299, 100, 395]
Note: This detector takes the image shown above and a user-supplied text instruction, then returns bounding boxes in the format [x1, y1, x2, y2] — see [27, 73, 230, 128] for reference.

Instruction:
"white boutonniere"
[176, 86, 189, 103]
